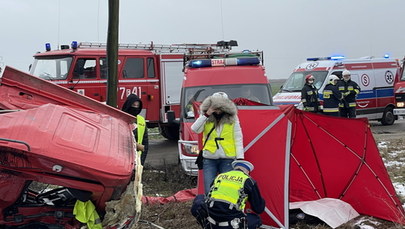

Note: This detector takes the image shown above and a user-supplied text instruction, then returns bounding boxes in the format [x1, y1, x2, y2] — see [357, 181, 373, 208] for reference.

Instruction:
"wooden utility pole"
[106, 0, 119, 107]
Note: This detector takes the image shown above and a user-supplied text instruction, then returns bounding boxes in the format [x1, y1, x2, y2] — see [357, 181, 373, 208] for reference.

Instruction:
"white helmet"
[329, 74, 339, 82]
[342, 70, 351, 76]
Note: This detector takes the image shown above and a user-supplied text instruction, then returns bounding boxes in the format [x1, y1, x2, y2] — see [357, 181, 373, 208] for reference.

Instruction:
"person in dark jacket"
[323, 75, 342, 117]
[191, 160, 265, 229]
[301, 74, 321, 113]
[122, 94, 149, 165]
[337, 70, 361, 118]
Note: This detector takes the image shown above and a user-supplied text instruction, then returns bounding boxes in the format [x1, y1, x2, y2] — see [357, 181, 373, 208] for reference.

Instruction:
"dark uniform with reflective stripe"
[323, 83, 342, 117]
[301, 83, 320, 113]
[337, 79, 360, 118]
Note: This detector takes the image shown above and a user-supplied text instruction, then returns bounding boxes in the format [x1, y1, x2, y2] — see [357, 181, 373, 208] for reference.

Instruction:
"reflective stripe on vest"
[209, 170, 249, 211]
[323, 107, 339, 112]
[323, 90, 332, 99]
[203, 122, 236, 157]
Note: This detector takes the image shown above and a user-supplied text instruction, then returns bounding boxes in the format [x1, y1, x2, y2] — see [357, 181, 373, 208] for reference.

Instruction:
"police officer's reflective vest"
[209, 170, 249, 211]
[73, 200, 102, 229]
[203, 122, 236, 156]
[136, 115, 146, 147]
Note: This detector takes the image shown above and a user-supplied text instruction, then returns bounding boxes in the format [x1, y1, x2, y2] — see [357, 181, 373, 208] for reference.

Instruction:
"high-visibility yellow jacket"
[203, 122, 236, 157]
[209, 170, 249, 211]
[73, 200, 102, 229]
[136, 115, 146, 148]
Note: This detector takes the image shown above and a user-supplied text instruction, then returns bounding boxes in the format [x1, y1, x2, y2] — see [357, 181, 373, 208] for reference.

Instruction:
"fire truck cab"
[29, 42, 215, 140]
[178, 45, 273, 176]
[273, 56, 399, 125]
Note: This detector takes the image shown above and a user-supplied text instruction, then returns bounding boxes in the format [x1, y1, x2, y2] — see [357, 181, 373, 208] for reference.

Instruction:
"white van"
[273, 56, 398, 125]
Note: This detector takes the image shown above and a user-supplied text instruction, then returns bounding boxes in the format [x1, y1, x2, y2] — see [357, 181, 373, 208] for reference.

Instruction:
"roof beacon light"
[330, 55, 345, 60]
[307, 56, 345, 61]
[71, 41, 78, 50]
[306, 57, 331, 61]
[237, 57, 260, 65]
[188, 59, 212, 68]
[188, 57, 260, 68]
[384, 54, 390, 59]
[45, 43, 51, 52]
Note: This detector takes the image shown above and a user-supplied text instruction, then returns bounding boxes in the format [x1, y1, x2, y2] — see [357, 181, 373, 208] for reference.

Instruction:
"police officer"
[323, 75, 342, 116]
[301, 74, 321, 113]
[191, 160, 265, 229]
[337, 70, 361, 118]
[122, 94, 149, 165]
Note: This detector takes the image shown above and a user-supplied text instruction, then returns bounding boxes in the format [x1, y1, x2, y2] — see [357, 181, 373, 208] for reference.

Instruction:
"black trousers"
[340, 107, 356, 118]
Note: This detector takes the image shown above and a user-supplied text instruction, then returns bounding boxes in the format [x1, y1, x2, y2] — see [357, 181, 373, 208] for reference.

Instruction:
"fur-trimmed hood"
[200, 95, 237, 124]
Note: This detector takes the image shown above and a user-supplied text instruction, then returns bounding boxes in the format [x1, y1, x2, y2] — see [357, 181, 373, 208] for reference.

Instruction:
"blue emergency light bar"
[307, 55, 345, 61]
[188, 57, 260, 68]
[45, 43, 51, 51]
[71, 41, 78, 49]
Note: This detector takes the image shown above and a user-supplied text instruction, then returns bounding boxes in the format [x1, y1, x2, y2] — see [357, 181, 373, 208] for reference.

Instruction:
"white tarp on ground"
[290, 198, 360, 228]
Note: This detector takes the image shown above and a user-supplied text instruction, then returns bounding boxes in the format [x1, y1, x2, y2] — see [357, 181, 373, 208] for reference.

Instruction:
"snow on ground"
[377, 139, 405, 211]
[353, 216, 382, 229]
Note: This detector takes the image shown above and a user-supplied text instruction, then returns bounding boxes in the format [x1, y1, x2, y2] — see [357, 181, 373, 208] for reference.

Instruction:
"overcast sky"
[1, 0, 405, 79]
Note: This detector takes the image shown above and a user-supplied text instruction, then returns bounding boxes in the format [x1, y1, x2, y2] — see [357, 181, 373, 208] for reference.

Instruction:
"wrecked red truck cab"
[0, 66, 136, 227]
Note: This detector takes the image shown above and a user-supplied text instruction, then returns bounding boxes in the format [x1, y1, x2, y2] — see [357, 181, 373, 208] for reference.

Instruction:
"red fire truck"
[29, 41, 229, 140]
[394, 57, 405, 117]
[177, 46, 273, 175]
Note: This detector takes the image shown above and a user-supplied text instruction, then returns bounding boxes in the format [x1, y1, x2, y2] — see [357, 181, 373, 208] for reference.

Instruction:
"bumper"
[394, 108, 405, 116]
[178, 140, 199, 176]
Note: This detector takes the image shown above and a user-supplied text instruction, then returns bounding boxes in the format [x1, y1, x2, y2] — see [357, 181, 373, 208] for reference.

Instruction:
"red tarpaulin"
[234, 105, 405, 228]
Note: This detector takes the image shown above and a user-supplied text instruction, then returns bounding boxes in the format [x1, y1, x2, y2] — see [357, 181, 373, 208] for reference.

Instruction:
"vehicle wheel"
[159, 125, 179, 141]
[381, 106, 395, 125]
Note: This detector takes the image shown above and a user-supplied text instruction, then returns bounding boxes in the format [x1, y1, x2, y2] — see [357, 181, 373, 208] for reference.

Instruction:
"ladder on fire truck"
[78, 40, 237, 54]
[78, 40, 263, 65]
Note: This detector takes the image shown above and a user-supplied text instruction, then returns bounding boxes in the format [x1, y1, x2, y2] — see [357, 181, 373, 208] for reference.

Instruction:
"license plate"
[394, 109, 405, 115]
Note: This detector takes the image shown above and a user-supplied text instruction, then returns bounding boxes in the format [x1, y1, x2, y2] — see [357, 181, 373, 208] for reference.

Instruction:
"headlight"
[396, 102, 405, 108]
[182, 143, 199, 156]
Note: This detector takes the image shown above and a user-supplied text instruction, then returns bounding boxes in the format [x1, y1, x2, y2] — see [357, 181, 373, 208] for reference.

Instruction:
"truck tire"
[159, 124, 179, 141]
[381, 106, 395, 126]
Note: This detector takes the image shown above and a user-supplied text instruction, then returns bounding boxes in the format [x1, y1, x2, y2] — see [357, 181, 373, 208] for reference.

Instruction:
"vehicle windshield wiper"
[40, 72, 54, 81]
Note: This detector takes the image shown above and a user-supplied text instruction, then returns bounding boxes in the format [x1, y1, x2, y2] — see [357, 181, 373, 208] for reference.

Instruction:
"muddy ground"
[134, 133, 405, 229]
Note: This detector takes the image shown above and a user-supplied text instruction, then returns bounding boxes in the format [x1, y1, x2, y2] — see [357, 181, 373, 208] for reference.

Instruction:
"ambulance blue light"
[384, 54, 389, 59]
[71, 41, 78, 49]
[45, 43, 51, 51]
[330, 55, 345, 60]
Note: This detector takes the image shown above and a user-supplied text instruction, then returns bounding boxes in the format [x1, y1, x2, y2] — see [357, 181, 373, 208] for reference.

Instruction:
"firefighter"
[323, 75, 342, 116]
[191, 160, 265, 229]
[301, 74, 321, 113]
[337, 70, 361, 118]
[122, 94, 149, 166]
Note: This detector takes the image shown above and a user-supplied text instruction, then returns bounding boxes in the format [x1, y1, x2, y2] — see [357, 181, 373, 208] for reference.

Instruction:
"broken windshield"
[31, 56, 72, 80]
[282, 71, 328, 92]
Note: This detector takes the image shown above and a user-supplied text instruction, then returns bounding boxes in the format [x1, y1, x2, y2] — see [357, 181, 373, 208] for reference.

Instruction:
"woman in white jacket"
[191, 92, 244, 194]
